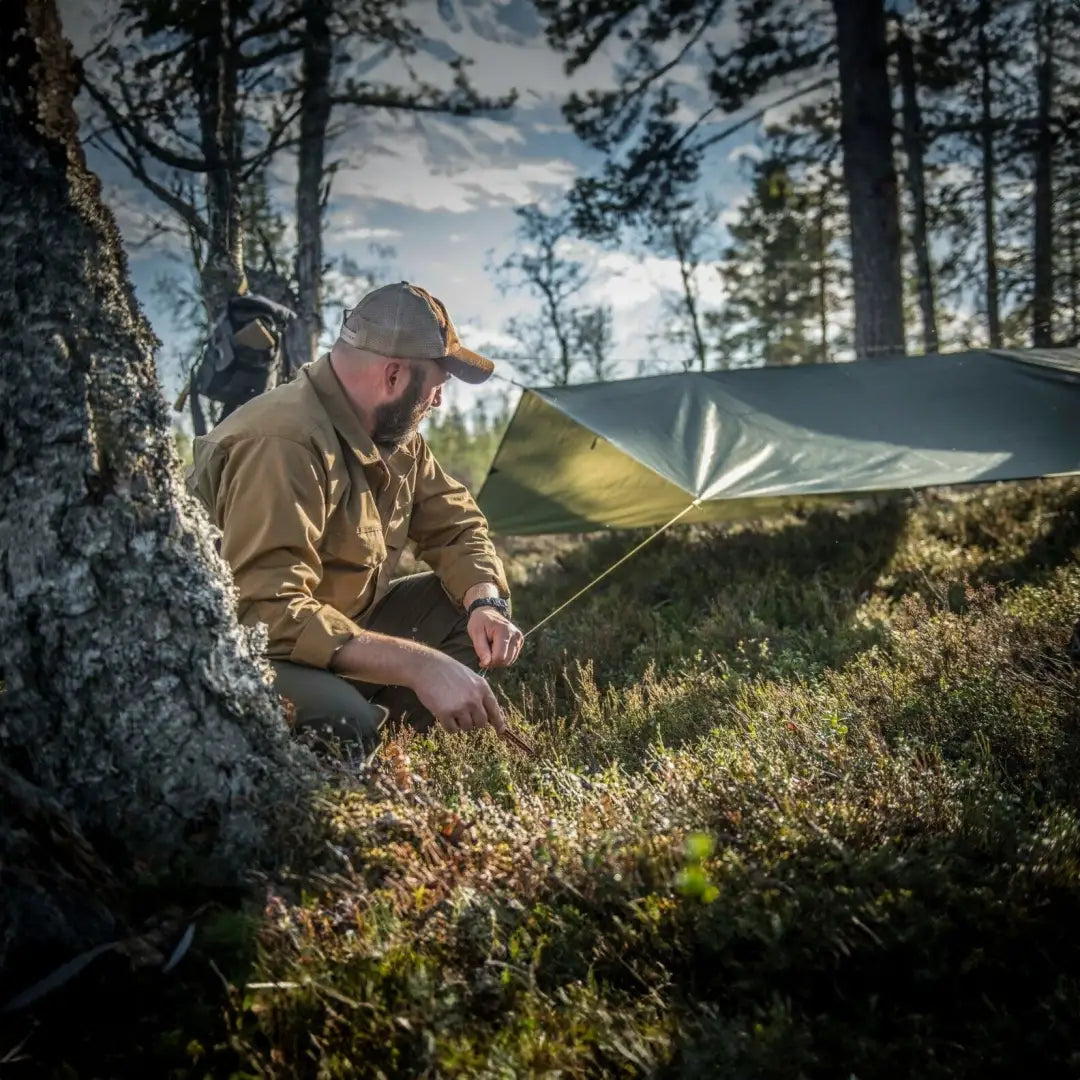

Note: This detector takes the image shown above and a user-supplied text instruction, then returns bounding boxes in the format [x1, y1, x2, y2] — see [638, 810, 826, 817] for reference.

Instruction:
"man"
[189, 280, 524, 756]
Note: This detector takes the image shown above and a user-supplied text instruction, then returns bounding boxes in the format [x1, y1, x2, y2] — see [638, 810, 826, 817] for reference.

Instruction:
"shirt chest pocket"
[321, 497, 387, 571]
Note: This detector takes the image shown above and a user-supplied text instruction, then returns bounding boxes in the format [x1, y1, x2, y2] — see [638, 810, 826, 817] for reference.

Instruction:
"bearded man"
[189, 281, 523, 756]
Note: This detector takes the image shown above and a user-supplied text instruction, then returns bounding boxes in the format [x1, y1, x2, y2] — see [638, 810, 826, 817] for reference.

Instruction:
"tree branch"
[540, 2, 638, 76]
[235, 7, 307, 47]
[237, 36, 303, 70]
[329, 86, 516, 114]
[620, 0, 725, 106]
[126, 35, 202, 72]
[84, 77, 210, 173]
[237, 103, 305, 181]
[691, 75, 836, 155]
[89, 129, 208, 242]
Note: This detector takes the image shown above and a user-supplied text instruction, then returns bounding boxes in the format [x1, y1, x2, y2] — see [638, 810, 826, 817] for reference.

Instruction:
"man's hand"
[410, 651, 506, 735]
[468, 607, 524, 670]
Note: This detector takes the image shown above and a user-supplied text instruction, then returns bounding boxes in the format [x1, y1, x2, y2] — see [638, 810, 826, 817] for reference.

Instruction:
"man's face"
[371, 360, 448, 448]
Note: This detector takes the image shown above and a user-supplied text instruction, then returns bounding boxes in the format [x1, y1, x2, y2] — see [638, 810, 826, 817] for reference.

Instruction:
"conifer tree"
[710, 155, 846, 367]
[84, 0, 514, 365]
[538, 0, 906, 358]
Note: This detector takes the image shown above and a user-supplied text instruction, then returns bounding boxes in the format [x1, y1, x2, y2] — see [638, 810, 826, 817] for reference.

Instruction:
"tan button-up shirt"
[188, 354, 508, 669]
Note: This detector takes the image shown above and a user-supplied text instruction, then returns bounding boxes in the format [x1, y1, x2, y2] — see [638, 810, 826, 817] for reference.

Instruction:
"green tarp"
[476, 348, 1080, 535]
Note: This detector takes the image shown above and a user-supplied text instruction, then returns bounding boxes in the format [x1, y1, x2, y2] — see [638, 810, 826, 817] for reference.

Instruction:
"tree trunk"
[194, 0, 248, 318]
[672, 221, 708, 371]
[816, 193, 831, 363]
[295, 0, 333, 368]
[895, 19, 939, 354]
[977, 0, 1003, 348]
[1069, 213, 1079, 344]
[833, 0, 906, 359]
[1032, 0, 1055, 347]
[0, 0, 313, 988]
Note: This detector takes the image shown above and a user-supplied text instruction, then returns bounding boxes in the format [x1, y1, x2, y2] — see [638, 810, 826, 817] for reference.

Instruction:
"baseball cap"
[337, 281, 495, 385]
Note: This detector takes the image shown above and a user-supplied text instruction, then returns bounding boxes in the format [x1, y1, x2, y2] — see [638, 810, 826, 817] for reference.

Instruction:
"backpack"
[186, 292, 297, 435]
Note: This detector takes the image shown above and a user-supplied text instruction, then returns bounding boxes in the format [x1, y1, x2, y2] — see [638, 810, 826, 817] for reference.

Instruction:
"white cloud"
[334, 128, 578, 212]
[587, 250, 726, 314]
[335, 225, 403, 242]
[465, 116, 528, 146]
[727, 142, 762, 164]
[460, 323, 521, 352]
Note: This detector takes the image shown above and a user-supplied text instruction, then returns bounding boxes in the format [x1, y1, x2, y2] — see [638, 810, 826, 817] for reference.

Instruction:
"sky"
[57, 0, 812, 420]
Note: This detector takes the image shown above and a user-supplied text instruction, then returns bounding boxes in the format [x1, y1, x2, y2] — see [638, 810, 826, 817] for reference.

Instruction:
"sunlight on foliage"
[63, 479, 1080, 1077]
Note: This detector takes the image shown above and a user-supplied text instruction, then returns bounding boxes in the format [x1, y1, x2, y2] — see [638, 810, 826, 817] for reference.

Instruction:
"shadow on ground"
[499, 497, 912, 702]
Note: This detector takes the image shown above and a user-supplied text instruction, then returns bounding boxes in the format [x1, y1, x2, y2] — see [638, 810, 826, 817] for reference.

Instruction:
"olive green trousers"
[271, 572, 477, 754]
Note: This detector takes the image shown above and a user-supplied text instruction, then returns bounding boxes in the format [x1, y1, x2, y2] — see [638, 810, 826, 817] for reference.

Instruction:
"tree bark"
[977, 0, 1003, 347]
[0, 0, 313, 984]
[295, 0, 334, 368]
[194, 0, 248, 318]
[1032, 0, 1055, 347]
[894, 18, 939, 355]
[833, 0, 906, 359]
[671, 220, 708, 371]
[1069, 213, 1079, 344]
[816, 193, 831, 363]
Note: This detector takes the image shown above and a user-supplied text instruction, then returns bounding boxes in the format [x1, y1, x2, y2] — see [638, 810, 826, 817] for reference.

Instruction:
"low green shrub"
[208, 479, 1080, 1078]
[20, 478, 1080, 1077]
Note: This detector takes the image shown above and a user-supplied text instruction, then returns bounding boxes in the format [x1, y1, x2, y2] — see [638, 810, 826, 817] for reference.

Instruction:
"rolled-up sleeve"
[408, 438, 509, 605]
[214, 436, 361, 668]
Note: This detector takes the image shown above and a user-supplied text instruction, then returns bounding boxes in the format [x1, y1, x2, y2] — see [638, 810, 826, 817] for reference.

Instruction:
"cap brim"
[439, 343, 495, 385]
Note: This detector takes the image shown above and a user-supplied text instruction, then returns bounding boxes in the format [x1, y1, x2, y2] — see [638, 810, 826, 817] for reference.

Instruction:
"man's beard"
[371, 365, 429, 449]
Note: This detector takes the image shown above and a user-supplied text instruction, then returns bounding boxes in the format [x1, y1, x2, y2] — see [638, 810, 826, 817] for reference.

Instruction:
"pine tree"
[892, 11, 939, 354]
[908, 0, 1080, 348]
[83, 0, 300, 320]
[83, 0, 515, 366]
[652, 203, 719, 371]
[287, 0, 515, 363]
[710, 155, 844, 368]
[538, 0, 906, 358]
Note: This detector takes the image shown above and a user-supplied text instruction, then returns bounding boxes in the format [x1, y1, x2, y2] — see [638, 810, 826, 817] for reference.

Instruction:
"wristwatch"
[466, 596, 511, 620]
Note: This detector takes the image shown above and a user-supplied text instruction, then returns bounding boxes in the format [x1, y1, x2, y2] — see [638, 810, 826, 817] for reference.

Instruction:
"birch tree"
[1, 0, 313, 991]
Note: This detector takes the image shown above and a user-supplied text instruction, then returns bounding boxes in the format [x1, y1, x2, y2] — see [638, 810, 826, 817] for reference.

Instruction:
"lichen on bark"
[0, 0, 316, 978]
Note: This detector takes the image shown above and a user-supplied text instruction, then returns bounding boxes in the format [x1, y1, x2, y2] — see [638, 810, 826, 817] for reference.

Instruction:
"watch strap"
[466, 596, 511, 619]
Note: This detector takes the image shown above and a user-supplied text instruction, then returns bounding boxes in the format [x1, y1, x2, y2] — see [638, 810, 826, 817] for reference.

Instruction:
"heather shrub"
[19, 479, 1080, 1077]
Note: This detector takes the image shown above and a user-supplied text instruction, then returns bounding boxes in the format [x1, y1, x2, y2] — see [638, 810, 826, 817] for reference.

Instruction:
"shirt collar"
[304, 353, 419, 469]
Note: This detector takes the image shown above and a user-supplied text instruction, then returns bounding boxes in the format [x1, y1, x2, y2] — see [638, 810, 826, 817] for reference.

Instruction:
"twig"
[499, 724, 538, 759]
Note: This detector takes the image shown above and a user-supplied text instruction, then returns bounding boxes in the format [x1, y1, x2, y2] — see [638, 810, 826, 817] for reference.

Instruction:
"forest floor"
[8, 477, 1080, 1078]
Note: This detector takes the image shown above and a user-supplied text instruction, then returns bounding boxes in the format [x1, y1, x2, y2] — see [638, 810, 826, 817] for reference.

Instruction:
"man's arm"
[214, 435, 361, 667]
[329, 631, 505, 733]
[407, 437, 508, 599]
[215, 436, 504, 733]
[408, 439, 522, 668]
